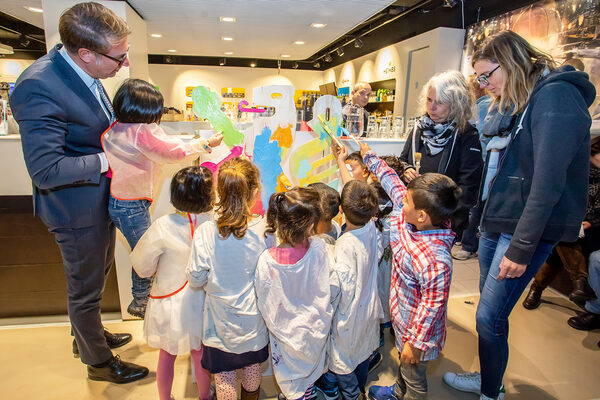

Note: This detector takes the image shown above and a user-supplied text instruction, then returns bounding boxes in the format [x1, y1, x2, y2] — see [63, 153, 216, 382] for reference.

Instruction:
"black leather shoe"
[569, 278, 596, 304]
[73, 329, 132, 357]
[87, 355, 149, 384]
[522, 284, 544, 310]
[567, 312, 600, 331]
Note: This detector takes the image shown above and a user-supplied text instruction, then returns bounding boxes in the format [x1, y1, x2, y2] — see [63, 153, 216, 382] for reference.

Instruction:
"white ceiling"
[2, 0, 398, 60]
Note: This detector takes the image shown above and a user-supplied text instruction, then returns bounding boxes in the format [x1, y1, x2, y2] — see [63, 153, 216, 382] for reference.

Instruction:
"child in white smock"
[255, 187, 335, 400]
[327, 180, 383, 400]
[187, 158, 271, 400]
[130, 166, 214, 400]
[102, 78, 223, 318]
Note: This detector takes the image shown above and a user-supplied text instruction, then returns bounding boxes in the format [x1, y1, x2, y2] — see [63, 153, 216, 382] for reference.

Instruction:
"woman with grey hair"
[400, 70, 483, 239]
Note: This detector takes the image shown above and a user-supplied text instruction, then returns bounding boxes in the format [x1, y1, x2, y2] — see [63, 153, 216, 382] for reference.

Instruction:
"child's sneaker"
[368, 384, 398, 400]
[316, 374, 339, 400]
[443, 371, 481, 394]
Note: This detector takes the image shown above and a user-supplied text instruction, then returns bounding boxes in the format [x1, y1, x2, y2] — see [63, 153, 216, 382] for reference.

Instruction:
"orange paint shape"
[270, 124, 293, 148]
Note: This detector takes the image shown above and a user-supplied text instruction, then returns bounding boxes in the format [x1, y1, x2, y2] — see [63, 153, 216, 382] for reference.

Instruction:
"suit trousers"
[51, 218, 116, 365]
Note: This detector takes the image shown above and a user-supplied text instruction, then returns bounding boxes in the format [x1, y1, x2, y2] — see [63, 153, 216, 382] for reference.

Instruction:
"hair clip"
[227, 165, 236, 170]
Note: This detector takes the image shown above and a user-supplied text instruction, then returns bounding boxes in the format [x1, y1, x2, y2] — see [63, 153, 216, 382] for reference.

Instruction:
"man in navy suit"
[10, 2, 148, 383]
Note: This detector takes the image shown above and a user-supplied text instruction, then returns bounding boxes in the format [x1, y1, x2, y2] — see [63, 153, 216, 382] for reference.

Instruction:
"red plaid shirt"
[365, 152, 455, 361]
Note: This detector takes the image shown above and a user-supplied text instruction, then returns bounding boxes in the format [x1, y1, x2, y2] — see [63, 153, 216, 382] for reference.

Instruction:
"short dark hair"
[59, 2, 130, 54]
[345, 151, 367, 170]
[307, 182, 340, 222]
[113, 79, 164, 124]
[407, 173, 461, 226]
[341, 180, 378, 226]
[265, 187, 321, 246]
[170, 166, 214, 213]
[380, 155, 406, 179]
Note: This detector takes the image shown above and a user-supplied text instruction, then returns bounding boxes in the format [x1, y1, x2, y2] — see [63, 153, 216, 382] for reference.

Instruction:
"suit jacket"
[10, 44, 111, 229]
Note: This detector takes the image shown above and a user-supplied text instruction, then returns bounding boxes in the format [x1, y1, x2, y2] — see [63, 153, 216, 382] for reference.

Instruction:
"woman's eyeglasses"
[98, 48, 129, 67]
[475, 65, 500, 86]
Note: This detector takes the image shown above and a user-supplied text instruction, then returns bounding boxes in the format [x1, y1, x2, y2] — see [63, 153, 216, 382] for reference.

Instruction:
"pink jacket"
[102, 122, 208, 201]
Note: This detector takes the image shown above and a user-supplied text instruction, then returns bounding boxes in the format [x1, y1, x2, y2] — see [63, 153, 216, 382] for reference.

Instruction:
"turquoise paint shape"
[297, 159, 312, 182]
[328, 179, 338, 190]
[253, 126, 282, 207]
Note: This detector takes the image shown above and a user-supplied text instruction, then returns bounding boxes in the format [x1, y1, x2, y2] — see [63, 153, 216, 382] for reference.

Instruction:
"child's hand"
[207, 132, 224, 147]
[400, 341, 422, 365]
[359, 142, 371, 158]
[331, 142, 348, 162]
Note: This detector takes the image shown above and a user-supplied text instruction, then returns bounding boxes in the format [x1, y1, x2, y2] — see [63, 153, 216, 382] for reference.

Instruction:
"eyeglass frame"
[474, 64, 500, 86]
[97, 47, 129, 67]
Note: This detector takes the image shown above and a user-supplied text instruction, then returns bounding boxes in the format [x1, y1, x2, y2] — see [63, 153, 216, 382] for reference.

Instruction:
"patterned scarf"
[417, 115, 456, 156]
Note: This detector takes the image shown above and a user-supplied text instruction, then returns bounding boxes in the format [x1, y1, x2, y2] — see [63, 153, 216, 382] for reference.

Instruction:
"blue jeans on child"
[108, 195, 152, 301]
[333, 358, 369, 400]
[476, 232, 554, 398]
[585, 250, 600, 314]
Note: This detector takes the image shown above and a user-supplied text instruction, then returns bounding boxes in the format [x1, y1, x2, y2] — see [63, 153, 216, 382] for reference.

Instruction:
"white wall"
[322, 27, 465, 119]
[148, 64, 324, 111]
[0, 59, 34, 83]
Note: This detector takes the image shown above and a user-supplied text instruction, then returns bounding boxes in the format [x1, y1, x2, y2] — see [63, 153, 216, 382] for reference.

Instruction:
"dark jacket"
[10, 44, 111, 229]
[400, 123, 484, 210]
[480, 66, 596, 265]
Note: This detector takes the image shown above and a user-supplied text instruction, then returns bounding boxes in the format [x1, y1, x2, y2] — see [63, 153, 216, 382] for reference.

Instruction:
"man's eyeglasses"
[98, 48, 129, 67]
[474, 65, 500, 86]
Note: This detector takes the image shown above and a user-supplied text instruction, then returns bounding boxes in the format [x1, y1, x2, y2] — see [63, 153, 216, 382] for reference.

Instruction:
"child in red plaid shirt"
[358, 142, 460, 400]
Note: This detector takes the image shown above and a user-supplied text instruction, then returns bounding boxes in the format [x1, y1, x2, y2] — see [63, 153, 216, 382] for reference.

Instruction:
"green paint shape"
[191, 86, 244, 147]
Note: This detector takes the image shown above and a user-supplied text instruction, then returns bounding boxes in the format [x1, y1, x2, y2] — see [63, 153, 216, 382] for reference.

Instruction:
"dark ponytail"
[265, 187, 320, 246]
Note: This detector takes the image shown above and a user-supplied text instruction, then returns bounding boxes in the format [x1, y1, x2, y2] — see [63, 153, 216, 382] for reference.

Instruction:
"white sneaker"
[443, 371, 481, 394]
[452, 249, 477, 260]
[444, 372, 505, 399]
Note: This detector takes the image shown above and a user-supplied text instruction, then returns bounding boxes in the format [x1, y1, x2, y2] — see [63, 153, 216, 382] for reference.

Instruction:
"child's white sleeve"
[130, 221, 164, 278]
[332, 242, 357, 315]
[327, 244, 341, 310]
[185, 227, 211, 288]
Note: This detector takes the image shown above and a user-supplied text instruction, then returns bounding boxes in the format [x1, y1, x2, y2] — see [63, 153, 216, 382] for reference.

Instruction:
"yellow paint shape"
[270, 93, 283, 99]
[270, 124, 294, 148]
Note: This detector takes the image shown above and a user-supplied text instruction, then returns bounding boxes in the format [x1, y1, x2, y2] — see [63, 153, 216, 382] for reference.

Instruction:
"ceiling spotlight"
[354, 37, 363, 48]
[281, 54, 291, 58]
[222, 37, 234, 41]
[292, 62, 299, 69]
[313, 61, 321, 68]
[443, 0, 458, 7]
[310, 23, 327, 28]
[224, 51, 234, 55]
[336, 47, 345, 57]
[250, 61, 257, 67]
[324, 54, 333, 63]
[294, 41, 305, 45]
[24, 6, 43, 13]
[151, 33, 162, 38]
[219, 58, 226, 66]
[219, 16, 236, 22]
[19, 34, 30, 47]
[167, 49, 177, 53]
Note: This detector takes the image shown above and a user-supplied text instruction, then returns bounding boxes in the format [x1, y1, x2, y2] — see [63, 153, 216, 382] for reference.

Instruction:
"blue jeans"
[334, 358, 369, 400]
[108, 195, 152, 300]
[476, 232, 554, 398]
[585, 250, 600, 314]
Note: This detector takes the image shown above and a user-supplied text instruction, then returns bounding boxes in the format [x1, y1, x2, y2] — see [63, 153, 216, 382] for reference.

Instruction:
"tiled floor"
[1, 255, 599, 399]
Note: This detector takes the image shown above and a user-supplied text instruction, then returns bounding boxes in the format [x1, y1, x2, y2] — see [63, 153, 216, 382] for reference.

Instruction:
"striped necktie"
[94, 78, 115, 122]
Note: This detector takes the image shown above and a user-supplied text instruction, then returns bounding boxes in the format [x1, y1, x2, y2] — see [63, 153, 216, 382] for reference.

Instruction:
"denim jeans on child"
[334, 358, 369, 400]
[108, 195, 152, 300]
[394, 360, 429, 400]
[585, 250, 600, 314]
[476, 232, 554, 398]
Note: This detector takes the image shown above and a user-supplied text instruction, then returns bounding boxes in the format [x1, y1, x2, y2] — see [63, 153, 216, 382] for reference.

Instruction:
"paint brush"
[317, 115, 342, 148]
[414, 152, 422, 174]
[341, 127, 361, 146]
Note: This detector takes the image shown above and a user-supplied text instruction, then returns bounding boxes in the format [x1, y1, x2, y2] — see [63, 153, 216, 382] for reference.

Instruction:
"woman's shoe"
[522, 284, 544, 310]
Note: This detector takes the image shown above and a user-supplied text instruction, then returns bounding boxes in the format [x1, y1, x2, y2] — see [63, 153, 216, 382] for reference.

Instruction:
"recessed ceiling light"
[24, 6, 43, 13]
[281, 54, 291, 58]
[219, 16, 236, 22]
[224, 51, 234, 55]
[250, 62, 257, 68]
[151, 33, 162, 38]
[222, 37, 234, 41]
[167, 49, 177, 53]
[310, 23, 326, 28]
[294, 41, 305, 45]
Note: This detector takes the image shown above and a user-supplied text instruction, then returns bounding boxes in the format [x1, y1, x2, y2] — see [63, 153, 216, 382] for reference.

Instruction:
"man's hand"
[497, 256, 527, 280]
[400, 341, 422, 365]
[403, 168, 419, 182]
